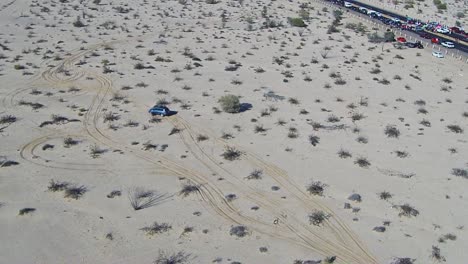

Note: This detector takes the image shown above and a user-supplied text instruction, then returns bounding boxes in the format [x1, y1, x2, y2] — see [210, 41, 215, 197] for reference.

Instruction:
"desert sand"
[0, 0, 467, 264]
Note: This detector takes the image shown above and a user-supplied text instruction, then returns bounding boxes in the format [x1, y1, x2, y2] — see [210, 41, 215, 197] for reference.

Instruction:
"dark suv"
[148, 105, 170, 116]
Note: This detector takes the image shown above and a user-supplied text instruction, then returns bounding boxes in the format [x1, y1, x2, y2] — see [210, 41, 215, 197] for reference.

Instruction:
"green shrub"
[288, 17, 306, 27]
[218, 95, 241, 113]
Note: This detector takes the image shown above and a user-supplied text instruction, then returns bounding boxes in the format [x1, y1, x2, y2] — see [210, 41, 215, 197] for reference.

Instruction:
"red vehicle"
[396, 37, 407, 43]
[431, 37, 439, 44]
[400, 24, 411, 30]
[450, 27, 462, 34]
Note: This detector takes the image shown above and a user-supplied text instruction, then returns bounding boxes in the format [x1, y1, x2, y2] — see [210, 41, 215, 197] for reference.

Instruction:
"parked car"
[432, 51, 444, 58]
[450, 27, 462, 34]
[148, 105, 171, 116]
[436, 27, 450, 34]
[405, 41, 423, 49]
[344, 1, 352, 7]
[431, 37, 439, 44]
[396, 37, 407, 43]
[441, 41, 455, 48]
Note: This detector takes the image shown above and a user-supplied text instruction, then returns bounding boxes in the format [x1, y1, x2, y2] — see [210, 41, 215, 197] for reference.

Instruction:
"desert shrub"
[230, 225, 248, 237]
[64, 185, 87, 199]
[351, 112, 365, 121]
[247, 169, 263, 180]
[391, 258, 415, 264]
[196, 134, 209, 142]
[337, 149, 352, 158]
[395, 150, 408, 158]
[90, 144, 106, 158]
[0, 115, 17, 124]
[385, 125, 400, 138]
[288, 97, 300, 105]
[367, 32, 384, 43]
[254, 125, 267, 133]
[128, 187, 168, 210]
[63, 137, 79, 147]
[308, 135, 320, 146]
[48, 180, 69, 192]
[154, 251, 191, 264]
[451, 168, 467, 179]
[168, 127, 181, 136]
[73, 16, 86, 27]
[431, 246, 445, 261]
[0, 158, 19, 167]
[355, 157, 370, 168]
[141, 222, 172, 236]
[19, 208, 36, 215]
[397, 203, 419, 217]
[420, 119, 431, 127]
[103, 112, 119, 122]
[225, 194, 237, 202]
[221, 146, 242, 161]
[356, 136, 368, 144]
[447, 125, 463, 134]
[288, 17, 306, 27]
[308, 210, 330, 226]
[107, 190, 121, 198]
[179, 182, 200, 197]
[218, 95, 241, 113]
[378, 191, 392, 200]
[307, 181, 327, 196]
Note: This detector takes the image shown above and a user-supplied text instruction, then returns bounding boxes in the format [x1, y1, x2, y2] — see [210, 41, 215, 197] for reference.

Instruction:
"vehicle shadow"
[240, 103, 252, 112]
[166, 111, 178, 116]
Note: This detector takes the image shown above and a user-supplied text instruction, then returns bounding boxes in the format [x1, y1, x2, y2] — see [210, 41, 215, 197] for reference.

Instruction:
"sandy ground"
[0, 0, 467, 264]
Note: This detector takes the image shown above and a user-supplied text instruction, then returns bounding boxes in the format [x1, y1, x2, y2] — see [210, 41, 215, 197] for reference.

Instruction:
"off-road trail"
[13, 38, 378, 264]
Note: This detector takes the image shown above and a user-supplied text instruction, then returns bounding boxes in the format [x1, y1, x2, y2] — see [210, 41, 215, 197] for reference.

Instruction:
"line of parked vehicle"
[325, 0, 468, 54]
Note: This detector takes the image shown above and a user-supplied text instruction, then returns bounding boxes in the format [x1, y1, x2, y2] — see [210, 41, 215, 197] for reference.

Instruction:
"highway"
[327, 0, 468, 54]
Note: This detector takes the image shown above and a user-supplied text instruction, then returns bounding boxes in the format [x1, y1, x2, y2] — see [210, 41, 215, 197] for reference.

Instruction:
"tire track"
[27, 36, 378, 263]
[169, 116, 378, 263]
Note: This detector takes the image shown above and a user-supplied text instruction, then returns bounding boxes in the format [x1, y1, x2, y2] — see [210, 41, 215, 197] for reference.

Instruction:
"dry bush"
[308, 210, 330, 226]
[247, 169, 263, 180]
[230, 225, 248, 237]
[221, 146, 242, 161]
[397, 204, 419, 217]
[129, 187, 169, 210]
[154, 251, 191, 264]
[64, 185, 87, 200]
[385, 125, 400, 138]
[218, 95, 241, 113]
[141, 222, 172, 236]
[179, 182, 200, 197]
[307, 181, 327, 196]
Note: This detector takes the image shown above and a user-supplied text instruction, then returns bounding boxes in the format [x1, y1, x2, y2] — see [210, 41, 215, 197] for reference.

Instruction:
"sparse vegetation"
[218, 95, 241, 113]
[179, 182, 200, 197]
[141, 222, 172, 236]
[307, 181, 327, 196]
[154, 251, 191, 264]
[308, 210, 330, 226]
[247, 169, 263, 180]
[221, 146, 242, 161]
[129, 187, 169, 210]
[385, 125, 400, 138]
[230, 225, 248, 237]
[397, 203, 419, 217]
